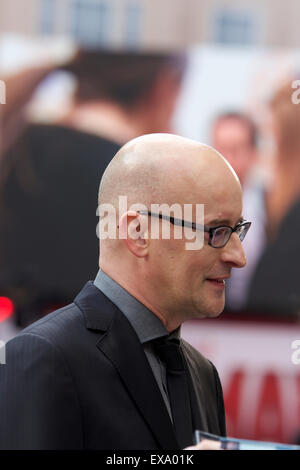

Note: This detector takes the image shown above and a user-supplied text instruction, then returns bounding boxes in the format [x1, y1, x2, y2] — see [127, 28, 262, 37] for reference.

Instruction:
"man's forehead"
[161, 176, 243, 214]
[201, 180, 243, 224]
[204, 196, 244, 223]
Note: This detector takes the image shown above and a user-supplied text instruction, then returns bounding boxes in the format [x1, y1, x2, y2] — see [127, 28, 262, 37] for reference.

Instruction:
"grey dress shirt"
[94, 269, 180, 421]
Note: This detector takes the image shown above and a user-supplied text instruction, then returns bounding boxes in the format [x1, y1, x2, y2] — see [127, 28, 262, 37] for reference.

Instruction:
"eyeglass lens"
[211, 227, 231, 247]
[212, 224, 249, 247]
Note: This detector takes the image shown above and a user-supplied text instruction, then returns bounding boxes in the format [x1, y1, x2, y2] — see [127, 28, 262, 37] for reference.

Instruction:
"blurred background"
[1, 0, 300, 445]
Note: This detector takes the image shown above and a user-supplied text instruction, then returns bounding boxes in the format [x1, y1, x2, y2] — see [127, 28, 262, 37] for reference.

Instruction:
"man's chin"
[203, 300, 225, 318]
[194, 303, 224, 319]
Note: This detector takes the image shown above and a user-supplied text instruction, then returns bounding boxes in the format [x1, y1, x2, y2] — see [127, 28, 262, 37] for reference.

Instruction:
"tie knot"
[153, 338, 184, 371]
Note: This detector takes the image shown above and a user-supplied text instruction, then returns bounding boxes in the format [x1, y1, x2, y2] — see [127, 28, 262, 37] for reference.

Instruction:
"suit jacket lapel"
[75, 282, 179, 450]
[183, 347, 209, 433]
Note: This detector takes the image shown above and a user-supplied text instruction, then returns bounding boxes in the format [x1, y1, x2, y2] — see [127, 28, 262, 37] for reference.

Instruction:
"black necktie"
[154, 338, 194, 448]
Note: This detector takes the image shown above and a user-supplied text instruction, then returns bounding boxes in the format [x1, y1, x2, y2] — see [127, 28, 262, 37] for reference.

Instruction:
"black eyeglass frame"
[138, 210, 251, 248]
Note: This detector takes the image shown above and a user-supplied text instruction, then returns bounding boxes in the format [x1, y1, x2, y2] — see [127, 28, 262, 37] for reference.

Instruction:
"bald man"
[0, 134, 249, 450]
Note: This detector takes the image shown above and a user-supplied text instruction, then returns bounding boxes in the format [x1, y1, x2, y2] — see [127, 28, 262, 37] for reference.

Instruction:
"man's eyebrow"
[206, 217, 245, 226]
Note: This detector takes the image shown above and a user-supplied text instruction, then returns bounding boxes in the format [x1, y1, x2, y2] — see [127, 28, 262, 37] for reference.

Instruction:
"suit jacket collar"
[75, 281, 116, 331]
[74, 282, 179, 449]
[93, 269, 170, 343]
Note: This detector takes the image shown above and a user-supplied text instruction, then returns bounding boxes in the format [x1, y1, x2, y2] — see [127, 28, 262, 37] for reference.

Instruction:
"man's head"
[211, 112, 258, 186]
[98, 134, 247, 331]
[63, 49, 186, 138]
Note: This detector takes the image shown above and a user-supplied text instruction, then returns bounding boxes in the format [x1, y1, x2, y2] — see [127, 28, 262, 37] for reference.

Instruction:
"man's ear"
[119, 211, 149, 258]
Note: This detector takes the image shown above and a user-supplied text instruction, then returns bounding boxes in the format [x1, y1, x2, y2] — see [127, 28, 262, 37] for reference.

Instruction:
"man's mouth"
[206, 276, 230, 289]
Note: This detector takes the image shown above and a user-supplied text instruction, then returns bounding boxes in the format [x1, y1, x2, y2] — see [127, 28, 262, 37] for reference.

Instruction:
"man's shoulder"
[9, 282, 116, 351]
[13, 302, 84, 348]
[181, 338, 225, 432]
[181, 338, 219, 382]
[181, 338, 211, 367]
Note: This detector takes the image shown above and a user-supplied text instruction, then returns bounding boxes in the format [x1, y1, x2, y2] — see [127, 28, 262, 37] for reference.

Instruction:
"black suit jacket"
[0, 282, 226, 449]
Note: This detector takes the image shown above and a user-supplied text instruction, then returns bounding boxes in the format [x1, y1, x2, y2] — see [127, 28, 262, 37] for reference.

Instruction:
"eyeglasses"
[138, 210, 251, 248]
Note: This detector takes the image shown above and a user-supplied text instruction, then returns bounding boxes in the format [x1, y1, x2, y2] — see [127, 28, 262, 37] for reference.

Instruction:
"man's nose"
[220, 233, 247, 268]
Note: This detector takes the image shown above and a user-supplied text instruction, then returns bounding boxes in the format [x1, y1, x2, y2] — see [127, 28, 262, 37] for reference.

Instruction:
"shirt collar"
[94, 269, 180, 343]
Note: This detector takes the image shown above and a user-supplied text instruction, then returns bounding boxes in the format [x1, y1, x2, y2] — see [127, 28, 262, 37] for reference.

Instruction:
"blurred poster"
[182, 317, 300, 444]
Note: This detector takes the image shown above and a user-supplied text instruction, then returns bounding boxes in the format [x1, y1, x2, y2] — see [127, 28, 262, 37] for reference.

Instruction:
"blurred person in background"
[247, 78, 300, 315]
[211, 112, 266, 311]
[211, 112, 257, 188]
[0, 48, 186, 331]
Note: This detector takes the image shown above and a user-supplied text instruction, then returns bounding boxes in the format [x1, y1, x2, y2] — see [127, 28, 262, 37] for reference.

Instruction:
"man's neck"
[99, 265, 182, 333]
[59, 102, 155, 145]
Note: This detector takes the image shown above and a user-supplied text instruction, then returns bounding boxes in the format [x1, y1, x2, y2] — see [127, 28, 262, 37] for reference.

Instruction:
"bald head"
[98, 133, 241, 211]
[98, 133, 246, 329]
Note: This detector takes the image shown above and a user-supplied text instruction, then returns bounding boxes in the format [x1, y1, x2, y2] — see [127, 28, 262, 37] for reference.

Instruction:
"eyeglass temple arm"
[138, 210, 209, 232]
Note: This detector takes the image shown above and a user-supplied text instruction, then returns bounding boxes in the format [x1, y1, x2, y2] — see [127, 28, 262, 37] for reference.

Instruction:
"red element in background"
[0, 297, 14, 322]
[254, 371, 283, 442]
[224, 369, 244, 437]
